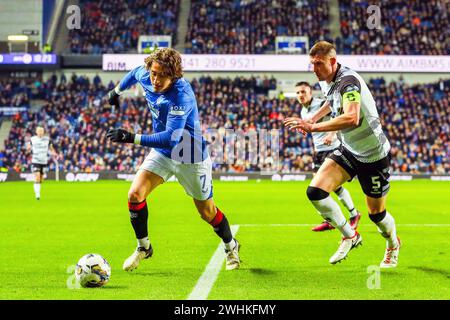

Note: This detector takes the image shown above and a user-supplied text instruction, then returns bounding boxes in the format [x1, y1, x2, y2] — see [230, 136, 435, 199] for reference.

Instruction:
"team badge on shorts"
[333, 149, 342, 157]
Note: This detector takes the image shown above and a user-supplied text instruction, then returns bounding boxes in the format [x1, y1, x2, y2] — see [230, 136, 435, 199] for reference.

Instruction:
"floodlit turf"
[0, 180, 449, 300]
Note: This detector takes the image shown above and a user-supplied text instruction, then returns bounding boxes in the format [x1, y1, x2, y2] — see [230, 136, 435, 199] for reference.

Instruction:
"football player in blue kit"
[106, 48, 240, 272]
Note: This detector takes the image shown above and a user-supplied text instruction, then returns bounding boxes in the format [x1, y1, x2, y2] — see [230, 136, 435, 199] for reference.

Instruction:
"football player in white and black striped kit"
[285, 41, 400, 268]
[295, 81, 361, 232]
[27, 127, 55, 200]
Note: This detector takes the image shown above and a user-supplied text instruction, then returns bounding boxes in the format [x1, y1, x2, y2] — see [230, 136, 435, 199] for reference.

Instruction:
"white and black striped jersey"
[301, 97, 340, 152]
[30, 135, 51, 164]
[319, 64, 390, 163]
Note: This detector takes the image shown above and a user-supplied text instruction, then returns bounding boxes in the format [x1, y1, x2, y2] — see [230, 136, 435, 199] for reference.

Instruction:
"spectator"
[338, 0, 448, 55]
[185, 0, 331, 54]
[1, 75, 448, 174]
[67, 0, 180, 54]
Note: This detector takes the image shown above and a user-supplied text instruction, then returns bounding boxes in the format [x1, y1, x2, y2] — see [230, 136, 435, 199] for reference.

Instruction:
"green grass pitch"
[0, 180, 449, 300]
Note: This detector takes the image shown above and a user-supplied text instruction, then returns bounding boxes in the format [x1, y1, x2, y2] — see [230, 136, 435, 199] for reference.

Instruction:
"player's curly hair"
[144, 48, 183, 79]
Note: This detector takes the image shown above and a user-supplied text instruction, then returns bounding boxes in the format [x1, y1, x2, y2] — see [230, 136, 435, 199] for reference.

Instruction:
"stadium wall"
[1, 171, 449, 183]
[0, 0, 43, 44]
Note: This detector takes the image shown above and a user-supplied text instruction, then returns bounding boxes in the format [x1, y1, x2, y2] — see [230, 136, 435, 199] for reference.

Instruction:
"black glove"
[106, 128, 135, 143]
[107, 89, 120, 107]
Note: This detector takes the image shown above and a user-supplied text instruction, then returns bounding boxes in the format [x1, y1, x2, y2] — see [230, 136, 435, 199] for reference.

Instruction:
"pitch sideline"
[187, 225, 240, 300]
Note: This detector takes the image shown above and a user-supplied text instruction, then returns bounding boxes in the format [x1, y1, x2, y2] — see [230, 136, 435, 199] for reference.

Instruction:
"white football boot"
[329, 232, 362, 264]
[225, 239, 241, 270]
[380, 237, 401, 268]
[123, 245, 153, 272]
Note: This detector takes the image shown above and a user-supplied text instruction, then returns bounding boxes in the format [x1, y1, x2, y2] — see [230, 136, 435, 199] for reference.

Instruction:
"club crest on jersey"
[333, 149, 342, 157]
[156, 96, 165, 106]
[148, 96, 165, 118]
[148, 103, 160, 118]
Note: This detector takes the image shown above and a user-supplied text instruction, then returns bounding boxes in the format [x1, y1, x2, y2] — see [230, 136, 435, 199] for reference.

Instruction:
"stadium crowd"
[67, 0, 180, 54]
[64, 0, 448, 55]
[185, 0, 330, 54]
[370, 77, 449, 174]
[0, 74, 448, 174]
[0, 79, 33, 108]
[337, 0, 449, 55]
[1, 74, 150, 173]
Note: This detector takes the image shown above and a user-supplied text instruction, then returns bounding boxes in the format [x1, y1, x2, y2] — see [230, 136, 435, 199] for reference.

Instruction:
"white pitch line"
[240, 223, 315, 227]
[187, 225, 239, 300]
[239, 223, 450, 227]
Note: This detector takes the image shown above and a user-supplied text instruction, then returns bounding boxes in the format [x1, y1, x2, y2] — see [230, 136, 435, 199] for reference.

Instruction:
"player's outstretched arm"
[286, 101, 360, 133]
[106, 128, 136, 143]
[311, 93, 361, 132]
[283, 117, 308, 135]
[106, 66, 145, 107]
[107, 89, 120, 108]
[286, 87, 361, 133]
[106, 104, 192, 148]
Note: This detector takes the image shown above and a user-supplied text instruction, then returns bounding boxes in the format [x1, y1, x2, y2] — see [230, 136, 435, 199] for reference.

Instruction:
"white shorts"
[139, 149, 213, 201]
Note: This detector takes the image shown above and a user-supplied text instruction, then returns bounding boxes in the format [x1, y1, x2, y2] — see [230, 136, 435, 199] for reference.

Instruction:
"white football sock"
[310, 196, 355, 238]
[224, 239, 236, 251]
[375, 211, 399, 248]
[34, 183, 41, 198]
[335, 187, 357, 218]
[137, 237, 150, 250]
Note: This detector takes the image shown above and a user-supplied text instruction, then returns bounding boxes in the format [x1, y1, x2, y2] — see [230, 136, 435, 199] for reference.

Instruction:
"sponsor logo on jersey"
[169, 105, 186, 116]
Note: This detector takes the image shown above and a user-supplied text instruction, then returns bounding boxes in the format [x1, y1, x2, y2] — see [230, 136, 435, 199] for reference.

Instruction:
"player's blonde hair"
[309, 41, 337, 58]
[144, 48, 183, 79]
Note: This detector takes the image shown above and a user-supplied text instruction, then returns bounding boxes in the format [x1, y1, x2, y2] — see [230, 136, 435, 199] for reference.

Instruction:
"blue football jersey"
[118, 65, 208, 163]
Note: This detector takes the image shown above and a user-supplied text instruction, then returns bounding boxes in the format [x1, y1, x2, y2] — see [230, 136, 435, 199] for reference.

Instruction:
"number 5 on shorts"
[371, 176, 381, 192]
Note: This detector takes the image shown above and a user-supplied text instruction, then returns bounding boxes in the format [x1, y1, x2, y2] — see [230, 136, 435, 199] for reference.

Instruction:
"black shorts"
[313, 149, 334, 172]
[31, 163, 47, 174]
[327, 146, 390, 198]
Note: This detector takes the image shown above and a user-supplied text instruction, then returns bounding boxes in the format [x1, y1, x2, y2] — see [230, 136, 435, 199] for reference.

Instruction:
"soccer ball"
[75, 253, 111, 288]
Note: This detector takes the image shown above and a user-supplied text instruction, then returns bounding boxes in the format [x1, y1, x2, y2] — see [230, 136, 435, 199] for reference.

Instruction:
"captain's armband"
[342, 90, 361, 104]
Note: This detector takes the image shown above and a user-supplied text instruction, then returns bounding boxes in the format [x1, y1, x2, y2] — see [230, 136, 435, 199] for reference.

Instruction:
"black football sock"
[210, 207, 233, 244]
[128, 200, 148, 243]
